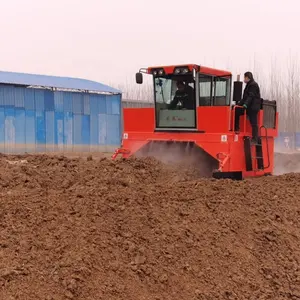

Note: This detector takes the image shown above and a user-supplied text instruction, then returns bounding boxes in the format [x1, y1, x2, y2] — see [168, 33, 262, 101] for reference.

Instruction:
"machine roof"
[148, 64, 232, 77]
[199, 65, 232, 77]
[0, 70, 121, 94]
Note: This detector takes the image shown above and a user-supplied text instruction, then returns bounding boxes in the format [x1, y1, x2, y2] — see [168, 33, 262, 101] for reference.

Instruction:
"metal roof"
[0, 70, 121, 94]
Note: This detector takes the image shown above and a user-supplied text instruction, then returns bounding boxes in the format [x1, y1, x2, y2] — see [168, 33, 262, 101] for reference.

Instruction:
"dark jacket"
[169, 86, 195, 109]
[239, 80, 262, 112]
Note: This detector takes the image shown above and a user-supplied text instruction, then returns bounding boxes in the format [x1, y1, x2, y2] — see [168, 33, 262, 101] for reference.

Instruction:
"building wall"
[0, 84, 121, 154]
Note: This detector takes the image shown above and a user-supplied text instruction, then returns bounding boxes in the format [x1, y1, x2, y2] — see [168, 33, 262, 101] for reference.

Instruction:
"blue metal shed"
[0, 70, 122, 154]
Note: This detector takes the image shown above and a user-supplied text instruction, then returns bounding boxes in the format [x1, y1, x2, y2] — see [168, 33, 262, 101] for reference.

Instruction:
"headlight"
[152, 69, 164, 76]
[174, 67, 190, 74]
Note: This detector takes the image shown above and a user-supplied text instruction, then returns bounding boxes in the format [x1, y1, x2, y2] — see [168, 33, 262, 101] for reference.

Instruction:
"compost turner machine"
[112, 64, 278, 180]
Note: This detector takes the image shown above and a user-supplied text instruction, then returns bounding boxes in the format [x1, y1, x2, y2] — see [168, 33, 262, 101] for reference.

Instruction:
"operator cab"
[136, 65, 232, 131]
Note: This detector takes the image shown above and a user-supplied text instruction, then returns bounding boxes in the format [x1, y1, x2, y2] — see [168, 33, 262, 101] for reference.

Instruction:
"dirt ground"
[1, 153, 300, 300]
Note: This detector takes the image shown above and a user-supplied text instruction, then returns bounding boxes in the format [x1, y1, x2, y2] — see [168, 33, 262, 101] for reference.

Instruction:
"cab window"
[154, 75, 196, 128]
[199, 75, 212, 106]
[214, 77, 231, 106]
[199, 74, 231, 106]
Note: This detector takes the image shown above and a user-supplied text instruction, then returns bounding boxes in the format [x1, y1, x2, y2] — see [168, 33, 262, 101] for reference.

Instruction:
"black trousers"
[234, 107, 259, 139]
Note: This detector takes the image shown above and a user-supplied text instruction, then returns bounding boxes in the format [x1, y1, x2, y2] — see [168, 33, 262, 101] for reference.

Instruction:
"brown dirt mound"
[1, 154, 300, 300]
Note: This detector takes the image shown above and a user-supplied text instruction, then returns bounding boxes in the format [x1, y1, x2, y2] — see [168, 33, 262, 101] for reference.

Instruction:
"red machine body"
[113, 64, 278, 179]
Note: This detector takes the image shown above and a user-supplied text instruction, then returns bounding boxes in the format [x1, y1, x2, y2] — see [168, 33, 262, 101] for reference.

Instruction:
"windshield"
[154, 75, 196, 128]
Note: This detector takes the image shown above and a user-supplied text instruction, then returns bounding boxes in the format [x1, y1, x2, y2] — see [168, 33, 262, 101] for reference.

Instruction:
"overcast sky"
[0, 0, 299, 87]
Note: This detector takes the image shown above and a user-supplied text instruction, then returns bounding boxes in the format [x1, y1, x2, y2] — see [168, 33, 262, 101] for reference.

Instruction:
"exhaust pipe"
[233, 74, 243, 103]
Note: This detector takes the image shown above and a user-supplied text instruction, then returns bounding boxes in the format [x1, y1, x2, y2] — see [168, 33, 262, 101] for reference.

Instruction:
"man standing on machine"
[234, 72, 262, 143]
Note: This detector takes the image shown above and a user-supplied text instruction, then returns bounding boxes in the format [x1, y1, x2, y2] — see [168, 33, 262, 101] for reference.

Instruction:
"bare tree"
[268, 56, 285, 131]
[286, 51, 300, 132]
[111, 78, 153, 101]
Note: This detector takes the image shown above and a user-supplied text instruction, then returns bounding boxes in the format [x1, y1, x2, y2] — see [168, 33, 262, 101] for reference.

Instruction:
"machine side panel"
[227, 135, 246, 172]
[123, 108, 155, 132]
[197, 106, 231, 133]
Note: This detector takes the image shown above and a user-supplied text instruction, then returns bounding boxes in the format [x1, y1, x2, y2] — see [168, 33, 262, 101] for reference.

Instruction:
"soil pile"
[1, 154, 300, 300]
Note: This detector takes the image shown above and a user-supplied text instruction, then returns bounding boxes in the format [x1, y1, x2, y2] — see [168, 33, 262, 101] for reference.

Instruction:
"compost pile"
[1, 154, 300, 300]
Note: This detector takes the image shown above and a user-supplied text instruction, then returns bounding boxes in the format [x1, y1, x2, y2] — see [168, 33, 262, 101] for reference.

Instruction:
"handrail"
[232, 105, 247, 134]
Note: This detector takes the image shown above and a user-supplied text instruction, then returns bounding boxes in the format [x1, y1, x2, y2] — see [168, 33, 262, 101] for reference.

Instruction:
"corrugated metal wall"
[0, 84, 121, 153]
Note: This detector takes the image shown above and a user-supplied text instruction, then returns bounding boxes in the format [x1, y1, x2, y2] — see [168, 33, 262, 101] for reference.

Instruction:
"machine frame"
[113, 64, 278, 180]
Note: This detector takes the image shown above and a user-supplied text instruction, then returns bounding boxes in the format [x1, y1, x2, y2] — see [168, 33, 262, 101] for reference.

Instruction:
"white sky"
[0, 0, 299, 87]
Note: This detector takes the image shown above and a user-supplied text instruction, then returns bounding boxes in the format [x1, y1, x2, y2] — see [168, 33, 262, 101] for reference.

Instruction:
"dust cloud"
[134, 141, 218, 178]
[274, 152, 300, 175]
[134, 142, 300, 177]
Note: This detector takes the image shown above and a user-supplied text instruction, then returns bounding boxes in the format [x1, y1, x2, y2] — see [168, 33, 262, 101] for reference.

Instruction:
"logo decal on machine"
[221, 135, 227, 142]
[123, 133, 128, 139]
